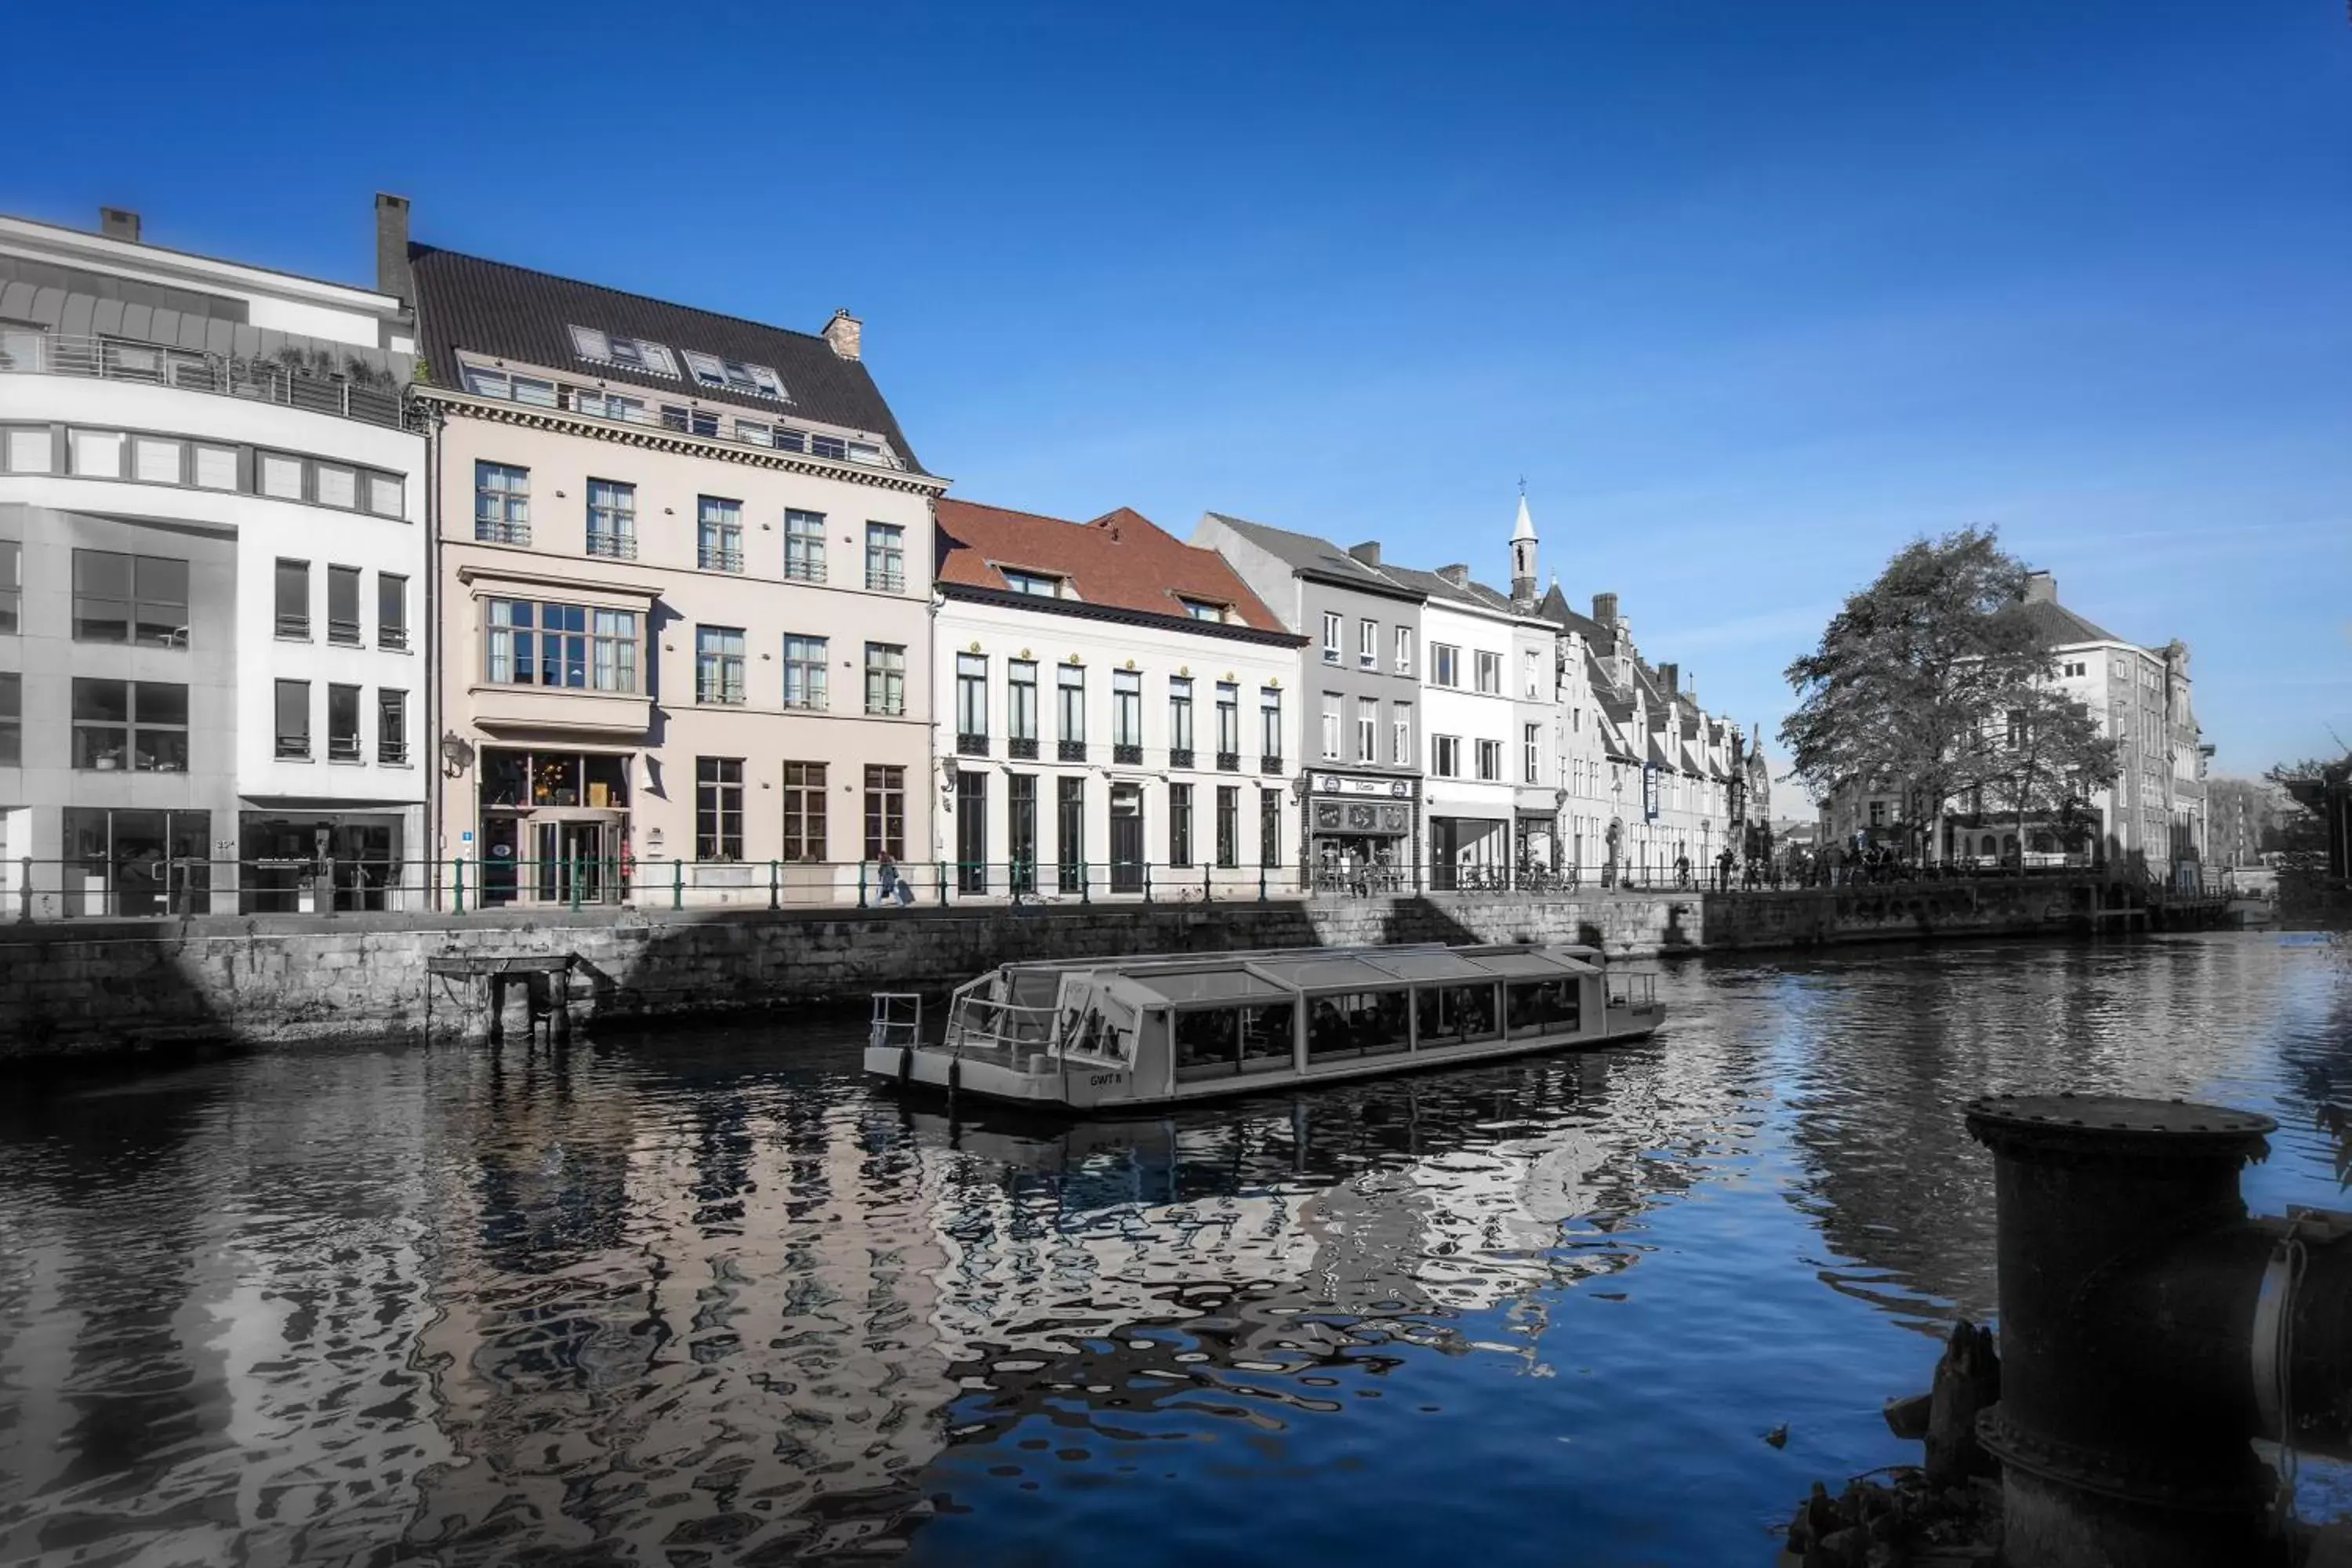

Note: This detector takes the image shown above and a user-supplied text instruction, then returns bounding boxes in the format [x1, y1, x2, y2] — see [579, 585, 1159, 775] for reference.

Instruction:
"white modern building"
[935, 499, 1305, 899]
[0, 206, 426, 916]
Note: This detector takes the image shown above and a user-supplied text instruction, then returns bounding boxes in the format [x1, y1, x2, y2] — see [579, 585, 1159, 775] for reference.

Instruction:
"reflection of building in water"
[408, 1069, 962, 1563]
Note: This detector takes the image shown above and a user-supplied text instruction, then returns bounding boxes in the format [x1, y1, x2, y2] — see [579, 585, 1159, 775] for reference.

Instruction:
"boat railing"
[945, 993, 1062, 1058]
[1606, 973, 1657, 1010]
[871, 992, 924, 1051]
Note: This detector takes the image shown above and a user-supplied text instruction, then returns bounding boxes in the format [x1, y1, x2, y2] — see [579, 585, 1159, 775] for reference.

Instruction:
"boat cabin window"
[1062, 1004, 1132, 1062]
[1175, 1002, 1297, 1079]
[1416, 983, 1501, 1047]
[1308, 990, 1410, 1061]
[1505, 978, 1581, 1039]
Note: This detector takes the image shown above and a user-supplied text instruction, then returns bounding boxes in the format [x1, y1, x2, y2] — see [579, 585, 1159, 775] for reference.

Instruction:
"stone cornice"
[939, 582, 1311, 649]
[415, 386, 950, 496]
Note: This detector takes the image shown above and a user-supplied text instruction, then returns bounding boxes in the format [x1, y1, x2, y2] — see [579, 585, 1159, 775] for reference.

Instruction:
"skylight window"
[681, 350, 787, 401]
[1178, 597, 1229, 622]
[1001, 569, 1067, 598]
[568, 325, 679, 378]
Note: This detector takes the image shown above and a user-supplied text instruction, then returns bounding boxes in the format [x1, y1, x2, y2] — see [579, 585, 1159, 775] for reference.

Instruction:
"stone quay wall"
[0, 878, 2107, 1062]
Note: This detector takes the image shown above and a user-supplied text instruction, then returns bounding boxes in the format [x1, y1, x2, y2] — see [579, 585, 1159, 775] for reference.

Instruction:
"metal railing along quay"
[0, 332, 413, 430]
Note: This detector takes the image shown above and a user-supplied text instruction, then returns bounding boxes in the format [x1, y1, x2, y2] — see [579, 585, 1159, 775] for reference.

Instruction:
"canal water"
[1, 933, 2346, 1567]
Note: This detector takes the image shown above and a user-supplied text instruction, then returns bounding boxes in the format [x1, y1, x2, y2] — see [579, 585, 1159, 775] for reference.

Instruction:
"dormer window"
[568, 325, 678, 378]
[682, 350, 787, 401]
[1001, 568, 1066, 598]
[1179, 597, 1229, 622]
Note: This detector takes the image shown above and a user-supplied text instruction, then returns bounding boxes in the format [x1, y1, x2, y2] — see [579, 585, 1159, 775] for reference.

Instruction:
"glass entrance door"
[1109, 783, 1144, 892]
[531, 820, 607, 904]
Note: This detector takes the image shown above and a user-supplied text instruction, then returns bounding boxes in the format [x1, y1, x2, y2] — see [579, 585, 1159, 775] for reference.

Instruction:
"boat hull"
[865, 1003, 1666, 1111]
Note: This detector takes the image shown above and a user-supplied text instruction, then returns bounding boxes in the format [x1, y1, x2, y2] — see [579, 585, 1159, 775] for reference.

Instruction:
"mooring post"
[550, 964, 572, 1047]
[452, 858, 465, 915]
[938, 858, 947, 906]
[485, 973, 505, 1048]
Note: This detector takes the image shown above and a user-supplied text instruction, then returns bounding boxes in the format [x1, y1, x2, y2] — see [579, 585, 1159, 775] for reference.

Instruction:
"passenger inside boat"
[1417, 983, 1501, 1046]
[1173, 1000, 1298, 1080]
[1505, 979, 1581, 1038]
[1307, 989, 1410, 1060]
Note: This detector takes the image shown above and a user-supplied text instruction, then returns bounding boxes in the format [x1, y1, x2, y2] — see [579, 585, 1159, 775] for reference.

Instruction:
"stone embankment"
[0, 878, 2145, 1061]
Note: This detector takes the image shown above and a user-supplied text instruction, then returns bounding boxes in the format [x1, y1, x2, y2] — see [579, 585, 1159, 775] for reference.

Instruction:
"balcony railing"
[328, 619, 361, 646]
[1261, 754, 1285, 775]
[477, 519, 532, 546]
[379, 739, 409, 765]
[0, 332, 415, 430]
[275, 614, 309, 640]
[781, 691, 828, 713]
[276, 733, 309, 760]
[1216, 751, 1241, 772]
[379, 626, 410, 652]
[1114, 743, 1143, 765]
[586, 532, 637, 561]
[958, 732, 990, 757]
[1169, 747, 1194, 771]
[1058, 740, 1088, 762]
[328, 733, 362, 763]
[699, 549, 745, 574]
[867, 569, 906, 593]
[1008, 737, 1039, 760]
[783, 557, 827, 584]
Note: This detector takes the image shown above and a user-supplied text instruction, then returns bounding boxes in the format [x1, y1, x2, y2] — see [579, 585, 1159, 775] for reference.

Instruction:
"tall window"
[72, 679, 189, 771]
[1216, 681, 1240, 764]
[1321, 693, 1341, 760]
[378, 574, 408, 651]
[72, 550, 187, 647]
[274, 680, 309, 760]
[1056, 777, 1085, 891]
[1260, 687, 1283, 765]
[586, 479, 636, 558]
[1112, 670, 1142, 760]
[866, 522, 905, 592]
[1359, 619, 1377, 667]
[1524, 723, 1541, 784]
[697, 757, 745, 860]
[699, 496, 743, 572]
[1322, 612, 1342, 664]
[1169, 782, 1193, 866]
[1395, 624, 1413, 674]
[379, 689, 408, 764]
[1260, 789, 1283, 867]
[782, 761, 827, 862]
[328, 684, 362, 761]
[1058, 663, 1087, 756]
[0, 673, 17, 766]
[274, 558, 309, 639]
[328, 565, 362, 645]
[1476, 651, 1501, 695]
[956, 652, 988, 746]
[1432, 644, 1460, 688]
[1432, 735, 1460, 777]
[0, 540, 19, 634]
[864, 765, 906, 860]
[1476, 739, 1501, 781]
[1356, 697, 1376, 762]
[1524, 649, 1543, 699]
[485, 600, 638, 692]
[782, 635, 829, 710]
[696, 626, 747, 704]
[1009, 660, 1039, 755]
[784, 509, 826, 581]
[1168, 677, 1195, 764]
[1392, 702, 1412, 766]
[865, 643, 906, 716]
[475, 461, 530, 544]
[1216, 786, 1239, 868]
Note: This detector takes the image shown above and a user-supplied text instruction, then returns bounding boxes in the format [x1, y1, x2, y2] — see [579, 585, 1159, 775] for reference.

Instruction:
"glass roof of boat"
[1105, 945, 1599, 1005]
[1118, 968, 1297, 1006]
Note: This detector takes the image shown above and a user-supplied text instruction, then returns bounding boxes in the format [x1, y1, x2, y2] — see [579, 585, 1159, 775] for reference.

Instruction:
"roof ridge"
[412, 243, 837, 350]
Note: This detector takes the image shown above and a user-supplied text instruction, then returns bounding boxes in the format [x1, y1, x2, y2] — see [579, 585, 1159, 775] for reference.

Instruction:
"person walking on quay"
[1675, 850, 1692, 891]
[877, 851, 916, 907]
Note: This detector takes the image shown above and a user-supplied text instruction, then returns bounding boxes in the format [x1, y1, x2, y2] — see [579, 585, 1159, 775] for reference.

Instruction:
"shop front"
[64, 807, 214, 916]
[238, 810, 408, 913]
[1428, 813, 1509, 890]
[476, 746, 633, 906]
[1305, 770, 1417, 893]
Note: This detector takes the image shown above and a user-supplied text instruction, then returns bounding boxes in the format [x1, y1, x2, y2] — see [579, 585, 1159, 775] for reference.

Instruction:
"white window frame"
[1322, 612, 1342, 664]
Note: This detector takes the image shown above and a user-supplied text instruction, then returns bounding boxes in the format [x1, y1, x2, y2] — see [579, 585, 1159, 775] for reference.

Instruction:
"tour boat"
[866, 942, 1664, 1110]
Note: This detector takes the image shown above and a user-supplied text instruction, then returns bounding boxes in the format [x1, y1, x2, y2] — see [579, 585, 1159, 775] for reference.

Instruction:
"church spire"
[1509, 486, 1538, 607]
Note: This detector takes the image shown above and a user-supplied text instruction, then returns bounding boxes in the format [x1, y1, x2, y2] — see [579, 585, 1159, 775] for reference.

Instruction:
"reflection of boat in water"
[866, 942, 1664, 1110]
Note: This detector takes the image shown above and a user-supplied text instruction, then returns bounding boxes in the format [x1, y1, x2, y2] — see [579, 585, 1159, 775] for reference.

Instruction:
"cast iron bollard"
[1965, 1092, 2352, 1568]
[452, 858, 466, 915]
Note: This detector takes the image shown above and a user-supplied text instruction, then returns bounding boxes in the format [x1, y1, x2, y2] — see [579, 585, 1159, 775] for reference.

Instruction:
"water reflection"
[0, 935, 2343, 1567]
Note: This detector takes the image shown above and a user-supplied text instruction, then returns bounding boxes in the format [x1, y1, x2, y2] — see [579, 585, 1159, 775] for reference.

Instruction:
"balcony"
[0, 332, 415, 430]
[783, 557, 827, 585]
[586, 533, 637, 561]
[1261, 754, 1284, 775]
[1008, 736, 1039, 760]
[379, 626, 410, 652]
[1058, 740, 1088, 762]
[477, 519, 532, 547]
[958, 731, 990, 757]
[1169, 748, 1194, 771]
[1216, 751, 1240, 772]
[275, 614, 309, 640]
[1114, 743, 1143, 766]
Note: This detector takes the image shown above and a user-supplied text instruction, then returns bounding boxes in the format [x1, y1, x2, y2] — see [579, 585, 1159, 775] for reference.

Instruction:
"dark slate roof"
[2013, 597, 2122, 647]
[1536, 583, 1610, 643]
[408, 245, 927, 474]
[1203, 514, 1425, 601]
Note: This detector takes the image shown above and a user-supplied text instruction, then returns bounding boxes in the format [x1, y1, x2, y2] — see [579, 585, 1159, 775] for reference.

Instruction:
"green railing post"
[858, 862, 869, 909]
[1259, 862, 1267, 902]
[672, 858, 684, 910]
[770, 859, 780, 910]
[452, 857, 465, 915]
[1203, 861, 1211, 903]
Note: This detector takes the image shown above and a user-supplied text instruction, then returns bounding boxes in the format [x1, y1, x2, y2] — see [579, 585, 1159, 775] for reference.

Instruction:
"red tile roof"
[936, 499, 1291, 635]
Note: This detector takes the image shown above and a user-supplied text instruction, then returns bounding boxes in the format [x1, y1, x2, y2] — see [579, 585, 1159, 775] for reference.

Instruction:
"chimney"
[1437, 563, 1470, 588]
[1347, 541, 1381, 568]
[1592, 591, 1619, 629]
[2024, 569, 2056, 604]
[1658, 662, 1679, 699]
[99, 206, 141, 243]
[822, 308, 862, 361]
[374, 192, 415, 309]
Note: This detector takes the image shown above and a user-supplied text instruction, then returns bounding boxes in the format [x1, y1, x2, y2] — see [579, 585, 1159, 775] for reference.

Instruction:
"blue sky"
[13, 1, 2348, 775]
